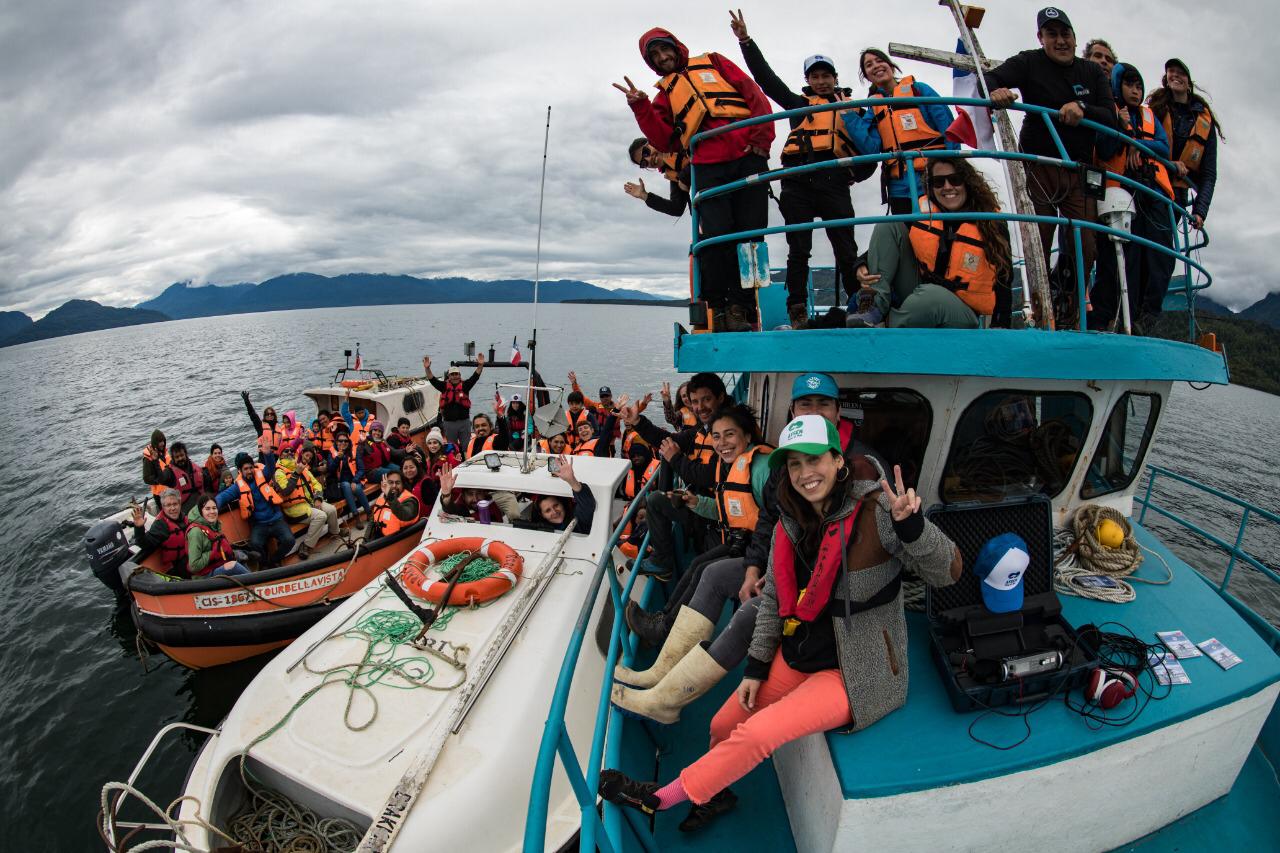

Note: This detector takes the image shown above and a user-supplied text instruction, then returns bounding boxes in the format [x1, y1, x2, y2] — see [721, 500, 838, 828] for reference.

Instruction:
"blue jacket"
[215, 478, 283, 525]
[1097, 64, 1169, 161]
[841, 79, 957, 199]
[339, 400, 371, 435]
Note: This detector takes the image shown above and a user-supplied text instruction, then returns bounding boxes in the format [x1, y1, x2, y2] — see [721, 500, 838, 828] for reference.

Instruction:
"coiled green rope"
[226, 606, 467, 851]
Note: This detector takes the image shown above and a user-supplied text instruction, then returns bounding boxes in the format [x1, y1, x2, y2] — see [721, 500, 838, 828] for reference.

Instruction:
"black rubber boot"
[678, 787, 738, 832]
[625, 602, 670, 648]
[598, 769, 660, 815]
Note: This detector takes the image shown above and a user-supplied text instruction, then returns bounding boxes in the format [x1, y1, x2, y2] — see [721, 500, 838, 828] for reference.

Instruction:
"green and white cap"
[768, 415, 842, 470]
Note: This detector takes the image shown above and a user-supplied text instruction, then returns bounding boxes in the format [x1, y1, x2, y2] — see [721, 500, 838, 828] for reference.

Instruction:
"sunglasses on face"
[929, 173, 965, 189]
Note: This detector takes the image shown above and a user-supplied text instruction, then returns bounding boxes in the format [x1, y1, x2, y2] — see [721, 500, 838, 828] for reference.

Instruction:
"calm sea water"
[0, 303, 1275, 848]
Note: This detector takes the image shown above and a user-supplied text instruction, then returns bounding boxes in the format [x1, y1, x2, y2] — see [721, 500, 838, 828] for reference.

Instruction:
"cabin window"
[1081, 392, 1161, 499]
[942, 391, 1092, 502]
[838, 388, 932, 489]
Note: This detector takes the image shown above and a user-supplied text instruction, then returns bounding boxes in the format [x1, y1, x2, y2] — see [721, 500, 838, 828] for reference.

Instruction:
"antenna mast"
[524, 106, 551, 471]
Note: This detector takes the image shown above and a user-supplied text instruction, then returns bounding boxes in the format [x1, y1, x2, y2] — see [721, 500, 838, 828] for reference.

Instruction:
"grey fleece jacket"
[748, 474, 958, 732]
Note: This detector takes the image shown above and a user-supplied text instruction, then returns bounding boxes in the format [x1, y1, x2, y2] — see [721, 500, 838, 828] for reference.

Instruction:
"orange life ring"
[401, 537, 523, 606]
[340, 379, 364, 388]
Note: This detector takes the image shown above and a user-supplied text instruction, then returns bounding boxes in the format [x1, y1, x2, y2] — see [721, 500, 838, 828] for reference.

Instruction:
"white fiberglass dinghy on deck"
[157, 452, 629, 851]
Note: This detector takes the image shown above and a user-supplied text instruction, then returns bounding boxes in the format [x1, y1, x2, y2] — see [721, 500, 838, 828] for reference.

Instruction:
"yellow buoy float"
[1096, 518, 1125, 549]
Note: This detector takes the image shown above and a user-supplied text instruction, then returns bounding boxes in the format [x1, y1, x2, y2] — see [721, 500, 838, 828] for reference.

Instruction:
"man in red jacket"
[616, 27, 775, 332]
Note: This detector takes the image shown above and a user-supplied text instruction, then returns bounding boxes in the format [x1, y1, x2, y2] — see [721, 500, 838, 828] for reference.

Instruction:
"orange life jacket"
[907, 205, 999, 317]
[657, 53, 753, 150]
[1103, 105, 1173, 199]
[660, 150, 689, 183]
[1160, 104, 1214, 188]
[714, 445, 770, 536]
[371, 493, 414, 537]
[150, 512, 189, 576]
[348, 415, 370, 447]
[235, 464, 285, 520]
[688, 428, 716, 465]
[623, 459, 661, 500]
[565, 409, 593, 450]
[465, 432, 497, 460]
[871, 76, 948, 179]
[783, 92, 857, 160]
[679, 407, 697, 427]
[309, 422, 335, 455]
[143, 445, 171, 496]
[621, 429, 649, 456]
[574, 438, 599, 457]
[276, 462, 322, 515]
[257, 422, 285, 456]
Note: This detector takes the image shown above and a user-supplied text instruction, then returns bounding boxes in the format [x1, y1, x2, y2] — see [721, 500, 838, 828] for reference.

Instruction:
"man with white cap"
[731, 10, 867, 328]
[423, 351, 485, 449]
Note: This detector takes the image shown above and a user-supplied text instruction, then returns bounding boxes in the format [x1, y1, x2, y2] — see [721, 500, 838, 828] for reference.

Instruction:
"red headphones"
[1085, 667, 1137, 710]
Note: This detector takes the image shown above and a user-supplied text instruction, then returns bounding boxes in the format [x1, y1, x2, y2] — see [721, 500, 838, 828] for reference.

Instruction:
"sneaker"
[598, 769, 660, 815]
[786, 303, 809, 330]
[297, 544, 313, 559]
[845, 305, 884, 328]
[625, 602, 669, 648]
[723, 303, 755, 332]
[637, 560, 673, 581]
[678, 788, 738, 832]
[284, 539, 303, 557]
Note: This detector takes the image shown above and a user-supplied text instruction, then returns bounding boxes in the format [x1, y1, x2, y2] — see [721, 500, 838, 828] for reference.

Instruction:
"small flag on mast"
[510, 336, 522, 366]
[353, 345, 362, 371]
[949, 39, 996, 151]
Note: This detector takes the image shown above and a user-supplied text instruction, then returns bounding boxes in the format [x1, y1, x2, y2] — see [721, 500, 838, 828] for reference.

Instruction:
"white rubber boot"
[614, 606, 713, 688]
[611, 643, 727, 724]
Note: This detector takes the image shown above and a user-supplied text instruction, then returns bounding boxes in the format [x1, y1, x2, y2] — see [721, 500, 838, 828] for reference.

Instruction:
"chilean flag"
[510, 336, 522, 366]
[353, 344, 362, 371]
[949, 39, 996, 151]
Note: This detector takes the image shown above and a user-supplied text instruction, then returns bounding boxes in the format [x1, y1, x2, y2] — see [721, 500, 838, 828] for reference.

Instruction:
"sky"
[0, 0, 1271, 318]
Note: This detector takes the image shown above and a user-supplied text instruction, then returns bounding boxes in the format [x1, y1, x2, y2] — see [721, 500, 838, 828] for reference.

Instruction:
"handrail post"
[1222, 506, 1251, 594]
[689, 135, 701, 316]
[1072, 221, 1088, 331]
[1139, 467, 1157, 524]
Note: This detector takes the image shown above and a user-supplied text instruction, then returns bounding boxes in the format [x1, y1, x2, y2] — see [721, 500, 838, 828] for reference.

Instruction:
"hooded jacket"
[631, 28, 774, 165]
[1096, 63, 1170, 162]
[186, 504, 234, 576]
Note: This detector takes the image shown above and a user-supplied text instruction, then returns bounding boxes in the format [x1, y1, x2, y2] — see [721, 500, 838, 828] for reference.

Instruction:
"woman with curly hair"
[846, 157, 1013, 328]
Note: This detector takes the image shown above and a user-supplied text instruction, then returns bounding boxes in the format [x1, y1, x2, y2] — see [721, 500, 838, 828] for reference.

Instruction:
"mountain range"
[134, 273, 661, 319]
[0, 274, 663, 347]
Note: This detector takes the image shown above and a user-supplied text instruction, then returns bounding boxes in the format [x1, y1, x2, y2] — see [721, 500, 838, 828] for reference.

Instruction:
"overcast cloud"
[0, 0, 1271, 317]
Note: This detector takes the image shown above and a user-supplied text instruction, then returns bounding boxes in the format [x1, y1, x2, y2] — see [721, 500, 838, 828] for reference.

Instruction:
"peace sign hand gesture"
[878, 464, 921, 522]
[729, 9, 749, 42]
[612, 76, 647, 105]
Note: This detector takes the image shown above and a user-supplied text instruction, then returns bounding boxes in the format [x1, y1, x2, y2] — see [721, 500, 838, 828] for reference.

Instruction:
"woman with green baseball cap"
[600, 414, 961, 831]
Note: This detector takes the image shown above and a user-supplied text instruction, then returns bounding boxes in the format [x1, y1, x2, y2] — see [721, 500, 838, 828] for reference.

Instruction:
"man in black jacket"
[987, 6, 1117, 325]
[625, 138, 689, 218]
[731, 10, 864, 328]
[423, 352, 484, 449]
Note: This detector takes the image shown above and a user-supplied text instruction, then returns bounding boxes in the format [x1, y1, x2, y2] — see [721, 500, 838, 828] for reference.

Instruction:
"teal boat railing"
[525, 473, 664, 853]
[1136, 463, 1280, 652]
[685, 96, 1213, 339]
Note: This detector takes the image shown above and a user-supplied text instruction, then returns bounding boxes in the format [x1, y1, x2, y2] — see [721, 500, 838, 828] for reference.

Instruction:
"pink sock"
[656, 777, 689, 810]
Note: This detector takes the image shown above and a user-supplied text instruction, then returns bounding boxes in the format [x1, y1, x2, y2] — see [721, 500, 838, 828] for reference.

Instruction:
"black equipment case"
[925, 495, 1097, 712]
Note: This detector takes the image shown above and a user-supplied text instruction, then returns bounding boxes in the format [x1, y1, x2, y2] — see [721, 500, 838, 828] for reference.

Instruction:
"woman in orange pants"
[599, 414, 961, 832]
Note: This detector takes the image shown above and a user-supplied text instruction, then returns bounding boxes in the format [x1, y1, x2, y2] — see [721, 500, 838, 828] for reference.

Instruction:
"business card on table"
[1157, 630, 1203, 659]
[1148, 651, 1191, 685]
[1197, 638, 1243, 670]
[1076, 574, 1122, 590]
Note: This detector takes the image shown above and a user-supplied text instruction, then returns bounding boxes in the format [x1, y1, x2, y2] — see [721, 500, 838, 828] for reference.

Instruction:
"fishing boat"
[99, 9, 1278, 851]
[84, 358, 444, 669]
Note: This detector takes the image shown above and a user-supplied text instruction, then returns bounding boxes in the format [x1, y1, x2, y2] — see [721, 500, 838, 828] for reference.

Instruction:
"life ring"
[340, 379, 376, 391]
[401, 538, 523, 606]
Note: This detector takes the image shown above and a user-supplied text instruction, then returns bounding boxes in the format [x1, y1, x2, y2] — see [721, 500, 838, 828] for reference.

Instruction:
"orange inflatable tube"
[401, 537, 523, 606]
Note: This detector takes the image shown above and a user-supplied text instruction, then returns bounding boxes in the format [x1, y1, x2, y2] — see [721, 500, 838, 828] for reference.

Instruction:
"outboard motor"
[85, 519, 132, 594]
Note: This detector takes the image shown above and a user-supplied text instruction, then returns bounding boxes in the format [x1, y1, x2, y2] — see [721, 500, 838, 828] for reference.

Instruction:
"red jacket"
[632, 28, 774, 164]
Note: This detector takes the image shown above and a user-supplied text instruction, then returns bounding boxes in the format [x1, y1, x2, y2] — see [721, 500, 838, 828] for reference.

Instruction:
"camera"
[725, 528, 750, 558]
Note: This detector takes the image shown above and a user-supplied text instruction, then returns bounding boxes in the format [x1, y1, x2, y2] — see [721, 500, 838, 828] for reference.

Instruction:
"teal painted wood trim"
[674, 326, 1230, 385]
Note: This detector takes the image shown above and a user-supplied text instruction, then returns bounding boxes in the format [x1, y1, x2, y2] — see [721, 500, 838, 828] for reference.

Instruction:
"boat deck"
[619, 523, 1279, 851]
[824, 524, 1280, 799]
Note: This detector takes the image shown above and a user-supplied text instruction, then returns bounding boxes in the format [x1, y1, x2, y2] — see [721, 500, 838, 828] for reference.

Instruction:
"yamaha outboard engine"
[85, 519, 132, 594]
